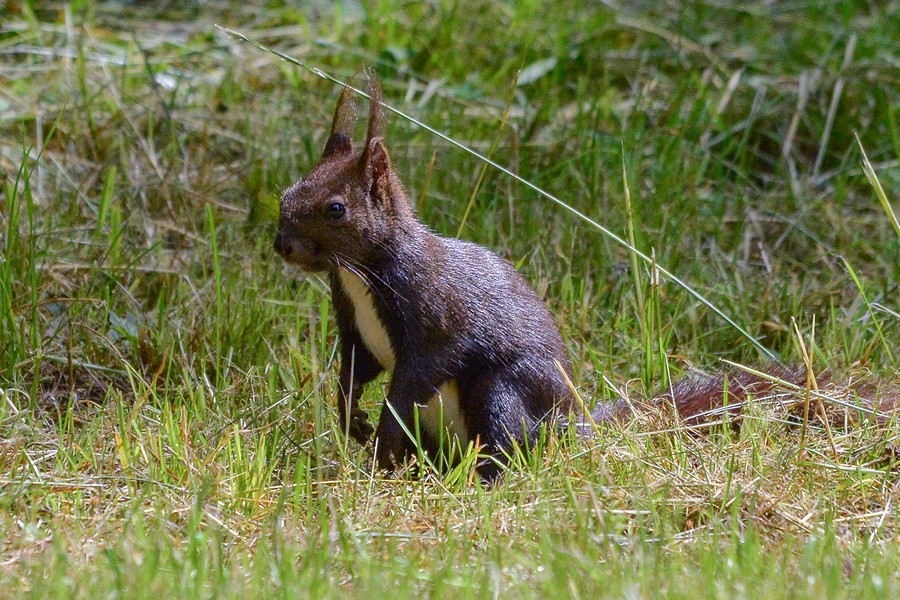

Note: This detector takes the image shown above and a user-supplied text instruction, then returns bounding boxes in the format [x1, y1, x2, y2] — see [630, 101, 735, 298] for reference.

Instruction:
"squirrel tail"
[584, 365, 898, 430]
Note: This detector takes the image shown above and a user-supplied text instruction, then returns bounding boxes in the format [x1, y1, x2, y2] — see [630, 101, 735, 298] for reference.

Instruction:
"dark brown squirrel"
[274, 76, 898, 480]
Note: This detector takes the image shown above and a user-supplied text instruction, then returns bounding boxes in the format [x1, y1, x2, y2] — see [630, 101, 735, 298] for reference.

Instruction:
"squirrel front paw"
[347, 410, 374, 444]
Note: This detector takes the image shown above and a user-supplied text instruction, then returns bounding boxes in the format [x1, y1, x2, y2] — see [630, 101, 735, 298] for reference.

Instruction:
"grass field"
[1, 1, 899, 597]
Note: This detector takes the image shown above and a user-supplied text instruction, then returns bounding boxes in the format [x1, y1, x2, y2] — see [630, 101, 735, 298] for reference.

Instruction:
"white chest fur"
[337, 268, 468, 446]
[338, 269, 396, 371]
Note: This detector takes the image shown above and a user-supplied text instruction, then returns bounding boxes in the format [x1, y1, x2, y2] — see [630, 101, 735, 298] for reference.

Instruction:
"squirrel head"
[274, 74, 413, 272]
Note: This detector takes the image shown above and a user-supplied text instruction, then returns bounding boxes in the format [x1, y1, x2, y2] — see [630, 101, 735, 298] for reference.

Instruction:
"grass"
[1, 0, 899, 597]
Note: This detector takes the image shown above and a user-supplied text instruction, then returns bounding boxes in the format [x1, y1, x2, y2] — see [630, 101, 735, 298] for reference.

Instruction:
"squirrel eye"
[327, 202, 346, 220]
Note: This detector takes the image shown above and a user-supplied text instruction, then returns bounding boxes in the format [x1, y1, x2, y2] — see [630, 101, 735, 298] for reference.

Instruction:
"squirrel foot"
[347, 410, 374, 444]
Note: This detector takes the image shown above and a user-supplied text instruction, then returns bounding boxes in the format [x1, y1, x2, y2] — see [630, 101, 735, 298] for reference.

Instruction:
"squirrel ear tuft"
[324, 84, 357, 160]
[330, 86, 358, 137]
[322, 133, 352, 159]
[364, 69, 384, 145]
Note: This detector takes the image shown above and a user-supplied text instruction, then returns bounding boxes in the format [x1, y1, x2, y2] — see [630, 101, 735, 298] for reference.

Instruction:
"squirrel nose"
[274, 229, 322, 265]
[273, 230, 290, 258]
[274, 229, 304, 259]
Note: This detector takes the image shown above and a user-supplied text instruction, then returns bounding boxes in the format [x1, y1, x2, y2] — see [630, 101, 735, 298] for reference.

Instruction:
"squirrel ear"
[322, 133, 352, 159]
[362, 137, 391, 183]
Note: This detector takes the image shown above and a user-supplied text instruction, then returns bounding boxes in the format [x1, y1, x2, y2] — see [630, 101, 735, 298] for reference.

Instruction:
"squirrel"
[274, 75, 898, 480]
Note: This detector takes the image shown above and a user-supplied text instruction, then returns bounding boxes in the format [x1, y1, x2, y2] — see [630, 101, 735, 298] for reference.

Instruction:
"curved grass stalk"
[220, 27, 777, 361]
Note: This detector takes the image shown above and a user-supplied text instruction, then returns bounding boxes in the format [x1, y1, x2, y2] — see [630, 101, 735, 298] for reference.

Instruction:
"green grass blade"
[855, 132, 900, 240]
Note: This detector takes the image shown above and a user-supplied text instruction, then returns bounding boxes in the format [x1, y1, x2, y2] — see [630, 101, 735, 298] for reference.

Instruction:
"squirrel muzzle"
[273, 228, 330, 272]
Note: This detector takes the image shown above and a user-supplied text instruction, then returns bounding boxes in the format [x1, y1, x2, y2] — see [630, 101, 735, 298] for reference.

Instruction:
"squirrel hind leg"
[457, 372, 541, 482]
